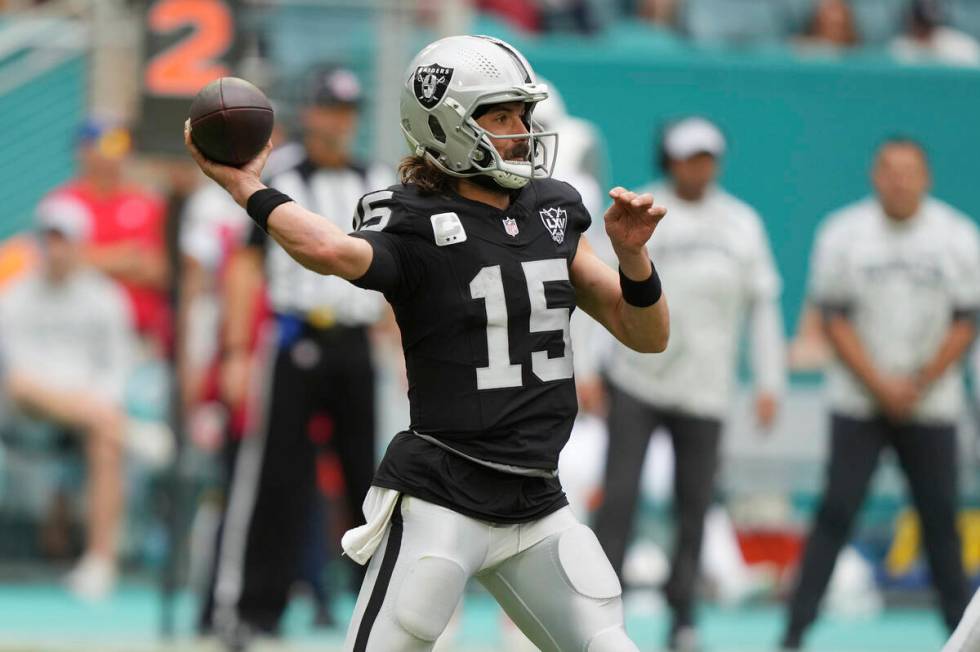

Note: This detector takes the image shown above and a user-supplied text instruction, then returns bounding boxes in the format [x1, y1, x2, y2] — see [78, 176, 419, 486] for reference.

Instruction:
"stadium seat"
[849, 0, 910, 45]
[680, 0, 794, 45]
[950, 0, 980, 41]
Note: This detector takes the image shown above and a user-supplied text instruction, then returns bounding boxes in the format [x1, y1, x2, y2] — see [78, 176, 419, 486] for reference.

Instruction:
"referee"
[205, 67, 394, 641]
[782, 139, 979, 649]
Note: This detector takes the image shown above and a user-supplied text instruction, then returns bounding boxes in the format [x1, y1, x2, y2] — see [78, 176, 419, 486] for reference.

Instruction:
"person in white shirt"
[890, 0, 980, 67]
[0, 196, 135, 600]
[781, 139, 977, 650]
[591, 117, 786, 651]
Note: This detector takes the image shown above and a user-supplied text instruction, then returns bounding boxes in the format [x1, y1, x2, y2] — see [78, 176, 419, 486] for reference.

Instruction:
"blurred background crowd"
[1, 0, 980, 651]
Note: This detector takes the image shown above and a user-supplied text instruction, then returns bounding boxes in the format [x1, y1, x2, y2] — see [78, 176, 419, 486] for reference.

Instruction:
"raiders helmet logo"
[539, 207, 568, 244]
[413, 64, 454, 109]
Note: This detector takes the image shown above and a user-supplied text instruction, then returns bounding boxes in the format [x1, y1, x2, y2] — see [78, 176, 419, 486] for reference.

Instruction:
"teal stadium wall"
[0, 54, 86, 240]
[507, 25, 980, 334]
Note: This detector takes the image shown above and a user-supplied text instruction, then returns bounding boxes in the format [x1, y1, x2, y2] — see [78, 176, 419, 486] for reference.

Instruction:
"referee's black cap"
[304, 66, 362, 108]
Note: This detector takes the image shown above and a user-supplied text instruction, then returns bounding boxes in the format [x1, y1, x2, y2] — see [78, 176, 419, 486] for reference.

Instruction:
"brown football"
[188, 77, 273, 166]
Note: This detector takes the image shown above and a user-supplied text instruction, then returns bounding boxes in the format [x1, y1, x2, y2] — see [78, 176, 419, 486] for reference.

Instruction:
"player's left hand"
[603, 187, 667, 256]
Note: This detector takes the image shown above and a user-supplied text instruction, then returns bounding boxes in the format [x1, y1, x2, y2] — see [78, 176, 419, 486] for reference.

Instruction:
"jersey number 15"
[470, 259, 573, 390]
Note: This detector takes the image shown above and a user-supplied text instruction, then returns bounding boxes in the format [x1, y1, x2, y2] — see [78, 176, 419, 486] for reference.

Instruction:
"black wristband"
[620, 261, 662, 307]
[246, 188, 293, 231]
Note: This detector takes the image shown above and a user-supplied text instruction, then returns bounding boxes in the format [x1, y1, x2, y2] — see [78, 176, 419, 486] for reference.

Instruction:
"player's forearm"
[615, 247, 669, 353]
[573, 241, 669, 354]
[824, 313, 887, 397]
[229, 181, 372, 280]
[918, 319, 976, 388]
[617, 297, 669, 353]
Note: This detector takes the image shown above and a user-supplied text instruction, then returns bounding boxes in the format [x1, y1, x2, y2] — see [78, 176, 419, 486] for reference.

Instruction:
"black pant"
[593, 383, 722, 628]
[785, 414, 968, 642]
[203, 320, 377, 634]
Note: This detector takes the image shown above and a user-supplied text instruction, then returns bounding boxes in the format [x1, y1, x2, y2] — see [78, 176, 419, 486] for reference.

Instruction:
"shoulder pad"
[351, 184, 419, 235]
[531, 178, 591, 234]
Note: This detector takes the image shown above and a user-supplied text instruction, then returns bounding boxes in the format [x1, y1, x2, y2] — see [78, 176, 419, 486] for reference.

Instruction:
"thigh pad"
[395, 556, 467, 642]
[557, 525, 622, 600]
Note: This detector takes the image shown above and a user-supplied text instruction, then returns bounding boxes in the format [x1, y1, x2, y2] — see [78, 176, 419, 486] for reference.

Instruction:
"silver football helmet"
[400, 35, 558, 189]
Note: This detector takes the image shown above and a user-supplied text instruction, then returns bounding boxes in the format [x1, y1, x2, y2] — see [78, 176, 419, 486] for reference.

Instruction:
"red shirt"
[54, 181, 169, 343]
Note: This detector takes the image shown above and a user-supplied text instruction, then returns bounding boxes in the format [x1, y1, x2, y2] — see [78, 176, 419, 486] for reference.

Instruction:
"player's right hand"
[184, 119, 271, 206]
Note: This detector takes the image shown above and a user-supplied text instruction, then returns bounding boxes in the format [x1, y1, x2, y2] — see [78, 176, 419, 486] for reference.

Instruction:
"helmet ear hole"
[427, 115, 447, 144]
[473, 144, 493, 166]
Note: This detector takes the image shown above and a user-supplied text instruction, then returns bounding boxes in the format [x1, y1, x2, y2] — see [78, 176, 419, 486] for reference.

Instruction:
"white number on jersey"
[469, 260, 574, 390]
[354, 190, 394, 232]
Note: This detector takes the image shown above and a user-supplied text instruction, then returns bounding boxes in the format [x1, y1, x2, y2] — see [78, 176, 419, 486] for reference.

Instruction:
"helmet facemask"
[402, 94, 559, 190]
[466, 106, 558, 190]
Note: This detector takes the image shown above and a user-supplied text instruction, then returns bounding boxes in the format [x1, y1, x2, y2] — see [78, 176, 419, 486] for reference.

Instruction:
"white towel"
[341, 486, 401, 565]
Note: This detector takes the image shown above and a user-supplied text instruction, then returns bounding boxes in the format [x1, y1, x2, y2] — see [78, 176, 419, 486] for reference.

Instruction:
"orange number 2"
[145, 0, 233, 97]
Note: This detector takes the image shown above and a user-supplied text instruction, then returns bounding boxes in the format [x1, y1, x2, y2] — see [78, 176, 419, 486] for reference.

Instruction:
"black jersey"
[351, 177, 591, 522]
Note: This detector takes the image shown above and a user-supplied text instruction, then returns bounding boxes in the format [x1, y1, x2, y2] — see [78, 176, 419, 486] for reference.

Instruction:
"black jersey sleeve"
[348, 187, 424, 301]
[558, 180, 593, 235]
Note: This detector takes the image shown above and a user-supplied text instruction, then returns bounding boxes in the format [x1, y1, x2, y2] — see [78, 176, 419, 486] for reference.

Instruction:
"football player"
[186, 35, 669, 652]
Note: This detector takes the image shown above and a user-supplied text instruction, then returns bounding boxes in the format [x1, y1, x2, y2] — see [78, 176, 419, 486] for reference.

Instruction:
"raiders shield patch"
[539, 207, 568, 245]
[413, 64, 454, 109]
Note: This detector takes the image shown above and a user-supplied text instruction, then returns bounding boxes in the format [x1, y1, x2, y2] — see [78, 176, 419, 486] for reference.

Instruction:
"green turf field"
[0, 581, 950, 651]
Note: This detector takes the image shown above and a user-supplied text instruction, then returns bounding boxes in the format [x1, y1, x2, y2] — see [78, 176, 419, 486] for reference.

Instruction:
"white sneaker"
[65, 554, 116, 602]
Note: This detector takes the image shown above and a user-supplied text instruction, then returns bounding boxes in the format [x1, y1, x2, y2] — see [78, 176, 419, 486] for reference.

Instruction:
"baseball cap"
[77, 119, 132, 159]
[305, 67, 362, 107]
[36, 195, 92, 242]
[663, 117, 726, 160]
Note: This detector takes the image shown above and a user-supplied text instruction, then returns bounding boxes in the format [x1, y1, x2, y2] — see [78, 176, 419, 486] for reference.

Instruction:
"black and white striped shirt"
[249, 158, 395, 326]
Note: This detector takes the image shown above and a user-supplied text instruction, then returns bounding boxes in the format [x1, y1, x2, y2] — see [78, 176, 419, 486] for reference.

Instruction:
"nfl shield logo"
[502, 217, 519, 237]
[539, 207, 568, 244]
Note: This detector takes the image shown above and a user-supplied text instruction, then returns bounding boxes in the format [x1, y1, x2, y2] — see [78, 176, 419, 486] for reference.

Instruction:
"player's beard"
[506, 139, 531, 163]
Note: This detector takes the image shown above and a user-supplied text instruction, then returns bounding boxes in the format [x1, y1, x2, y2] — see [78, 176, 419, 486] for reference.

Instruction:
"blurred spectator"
[538, 0, 601, 34]
[891, 0, 980, 66]
[592, 117, 786, 651]
[477, 0, 599, 33]
[781, 139, 977, 649]
[795, 0, 860, 51]
[682, 0, 792, 45]
[637, 0, 680, 27]
[0, 196, 135, 600]
[202, 66, 395, 644]
[49, 120, 170, 351]
[477, 0, 541, 31]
